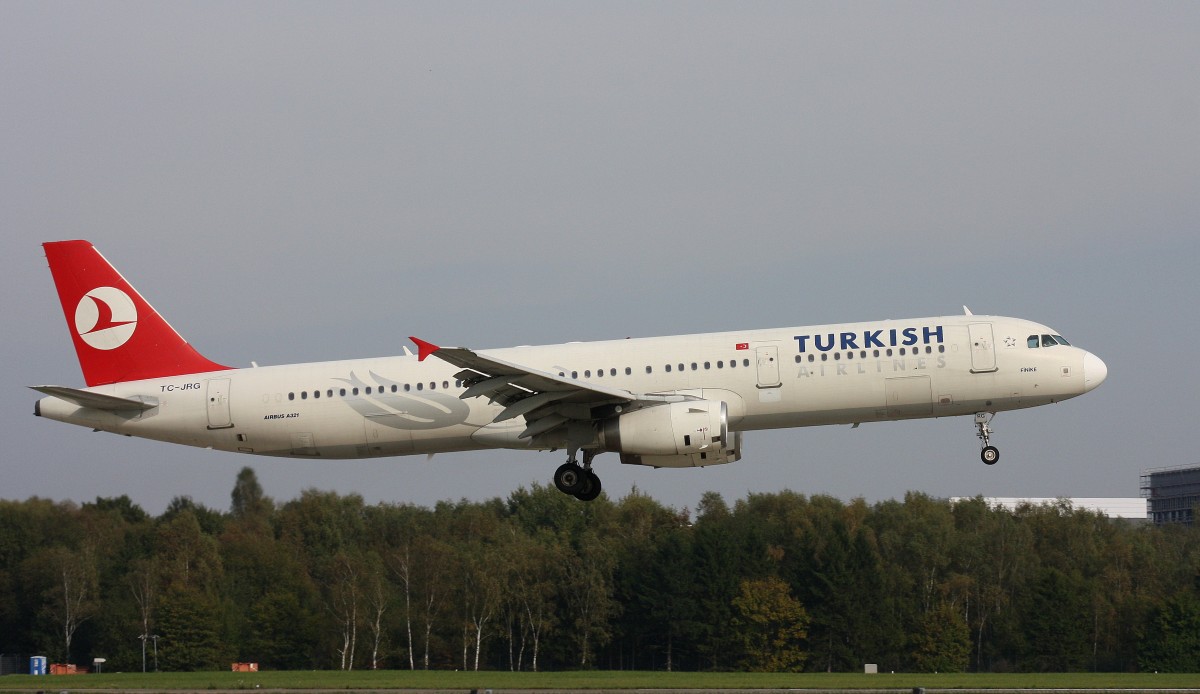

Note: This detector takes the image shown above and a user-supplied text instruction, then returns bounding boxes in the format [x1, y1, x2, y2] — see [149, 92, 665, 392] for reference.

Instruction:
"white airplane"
[33, 240, 1107, 501]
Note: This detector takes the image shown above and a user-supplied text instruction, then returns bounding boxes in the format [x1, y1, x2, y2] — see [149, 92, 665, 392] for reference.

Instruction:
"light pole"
[138, 633, 147, 672]
[150, 635, 160, 672]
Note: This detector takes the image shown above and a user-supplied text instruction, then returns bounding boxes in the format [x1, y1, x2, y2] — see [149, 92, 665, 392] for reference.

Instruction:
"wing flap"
[411, 338, 637, 436]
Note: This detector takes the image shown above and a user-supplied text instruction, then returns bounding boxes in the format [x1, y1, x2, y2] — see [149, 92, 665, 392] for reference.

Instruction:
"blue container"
[29, 656, 47, 675]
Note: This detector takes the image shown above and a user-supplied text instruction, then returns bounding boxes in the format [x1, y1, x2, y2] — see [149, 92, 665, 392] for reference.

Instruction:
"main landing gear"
[975, 412, 999, 465]
[554, 449, 602, 502]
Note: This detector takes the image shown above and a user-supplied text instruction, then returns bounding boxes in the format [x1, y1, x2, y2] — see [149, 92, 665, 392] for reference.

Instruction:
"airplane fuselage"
[36, 314, 1103, 461]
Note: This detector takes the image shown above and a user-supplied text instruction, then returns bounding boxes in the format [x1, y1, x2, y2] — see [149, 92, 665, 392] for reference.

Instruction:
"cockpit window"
[1030, 333, 1072, 348]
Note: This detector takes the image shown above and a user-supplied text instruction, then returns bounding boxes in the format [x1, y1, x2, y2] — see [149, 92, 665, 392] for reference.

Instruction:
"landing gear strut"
[553, 449, 602, 501]
[975, 412, 999, 465]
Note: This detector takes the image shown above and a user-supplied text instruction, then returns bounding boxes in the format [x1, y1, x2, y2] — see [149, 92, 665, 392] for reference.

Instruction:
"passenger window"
[645, 366, 652, 374]
[624, 367, 631, 375]
[416, 383, 423, 391]
[404, 384, 410, 392]
[288, 392, 295, 401]
[313, 391, 320, 399]
[665, 365, 672, 372]
[743, 359, 750, 367]
[691, 363, 698, 370]
[301, 391, 308, 400]
[1028, 335, 1039, 348]
[611, 368, 617, 376]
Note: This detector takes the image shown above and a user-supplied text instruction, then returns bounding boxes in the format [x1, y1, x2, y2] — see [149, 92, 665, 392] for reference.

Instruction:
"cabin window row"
[793, 344, 944, 363]
[557, 359, 753, 380]
[287, 380, 461, 401]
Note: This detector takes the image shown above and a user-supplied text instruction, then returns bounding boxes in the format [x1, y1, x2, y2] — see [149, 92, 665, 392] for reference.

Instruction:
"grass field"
[1, 670, 1198, 691]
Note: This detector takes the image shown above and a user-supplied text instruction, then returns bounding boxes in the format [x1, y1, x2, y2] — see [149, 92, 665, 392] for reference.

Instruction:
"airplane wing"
[31, 386, 158, 411]
[410, 337, 639, 441]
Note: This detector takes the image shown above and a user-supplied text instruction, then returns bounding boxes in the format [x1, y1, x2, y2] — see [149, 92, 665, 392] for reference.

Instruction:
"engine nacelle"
[600, 400, 742, 468]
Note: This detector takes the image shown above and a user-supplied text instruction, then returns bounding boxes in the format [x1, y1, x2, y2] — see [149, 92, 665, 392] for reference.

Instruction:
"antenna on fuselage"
[963, 305, 974, 316]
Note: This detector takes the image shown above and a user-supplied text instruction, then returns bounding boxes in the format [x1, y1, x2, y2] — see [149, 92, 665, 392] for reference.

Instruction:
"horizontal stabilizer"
[31, 386, 158, 411]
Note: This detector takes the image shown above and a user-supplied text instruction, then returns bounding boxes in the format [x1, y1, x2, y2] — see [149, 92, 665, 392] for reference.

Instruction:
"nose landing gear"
[976, 412, 999, 465]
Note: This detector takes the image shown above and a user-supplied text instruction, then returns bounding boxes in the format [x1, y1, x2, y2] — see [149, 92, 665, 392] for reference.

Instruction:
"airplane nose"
[1083, 351, 1108, 392]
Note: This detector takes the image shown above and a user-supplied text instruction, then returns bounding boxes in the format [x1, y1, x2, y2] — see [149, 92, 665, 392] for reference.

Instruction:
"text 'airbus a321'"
[33, 241, 1107, 501]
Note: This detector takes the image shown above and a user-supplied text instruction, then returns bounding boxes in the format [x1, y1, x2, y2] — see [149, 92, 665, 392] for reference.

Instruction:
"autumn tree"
[731, 576, 809, 671]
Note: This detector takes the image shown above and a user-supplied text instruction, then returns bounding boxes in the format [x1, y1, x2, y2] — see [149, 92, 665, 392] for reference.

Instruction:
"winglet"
[409, 336, 440, 362]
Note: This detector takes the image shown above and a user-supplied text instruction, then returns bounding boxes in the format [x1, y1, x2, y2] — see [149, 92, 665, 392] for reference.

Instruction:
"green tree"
[244, 589, 319, 669]
[156, 585, 224, 670]
[230, 466, 273, 525]
[1139, 591, 1200, 672]
[24, 545, 99, 662]
[910, 604, 970, 672]
[1023, 567, 1090, 671]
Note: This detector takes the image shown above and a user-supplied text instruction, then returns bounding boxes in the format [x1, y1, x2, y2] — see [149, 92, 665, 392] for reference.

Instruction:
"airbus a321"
[33, 241, 1107, 501]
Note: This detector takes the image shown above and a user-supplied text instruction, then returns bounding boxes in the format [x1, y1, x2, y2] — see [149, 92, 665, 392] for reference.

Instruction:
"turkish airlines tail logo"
[44, 239, 232, 385]
[74, 287, 137, 350]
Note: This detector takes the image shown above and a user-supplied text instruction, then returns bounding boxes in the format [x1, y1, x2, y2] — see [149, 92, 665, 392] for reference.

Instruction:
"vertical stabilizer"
[43, 240, 232, 386]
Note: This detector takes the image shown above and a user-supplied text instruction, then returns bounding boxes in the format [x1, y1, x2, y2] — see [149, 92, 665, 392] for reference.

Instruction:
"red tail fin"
[43, 240, 232, 386]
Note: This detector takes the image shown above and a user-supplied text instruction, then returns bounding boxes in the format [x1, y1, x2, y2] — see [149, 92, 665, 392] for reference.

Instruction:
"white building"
[949, 497, 1147, 520]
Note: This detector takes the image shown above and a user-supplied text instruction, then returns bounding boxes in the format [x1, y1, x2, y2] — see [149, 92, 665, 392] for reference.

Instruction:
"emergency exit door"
[206, 378, 233, 429]
[755, 345, 782, 388]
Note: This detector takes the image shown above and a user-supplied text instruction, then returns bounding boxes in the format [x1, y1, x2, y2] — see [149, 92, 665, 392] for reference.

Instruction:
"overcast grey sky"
[3, 1, 1198, 516]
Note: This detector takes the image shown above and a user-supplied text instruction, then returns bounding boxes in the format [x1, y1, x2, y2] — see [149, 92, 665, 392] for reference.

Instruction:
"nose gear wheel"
[975, 413, 999, 465]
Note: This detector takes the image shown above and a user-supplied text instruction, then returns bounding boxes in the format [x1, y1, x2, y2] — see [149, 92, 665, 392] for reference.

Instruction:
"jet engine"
[599, 400, 742, 468]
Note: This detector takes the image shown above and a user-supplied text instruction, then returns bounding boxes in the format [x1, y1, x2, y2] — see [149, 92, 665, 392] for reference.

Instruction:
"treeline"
[1, 467, 1198, 674]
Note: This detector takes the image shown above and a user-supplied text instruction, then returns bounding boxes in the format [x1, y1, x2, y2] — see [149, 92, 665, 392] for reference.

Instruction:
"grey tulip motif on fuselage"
[336, 371, 471, 429]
